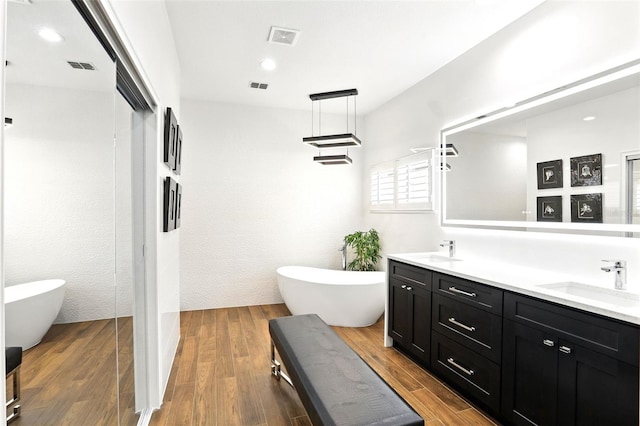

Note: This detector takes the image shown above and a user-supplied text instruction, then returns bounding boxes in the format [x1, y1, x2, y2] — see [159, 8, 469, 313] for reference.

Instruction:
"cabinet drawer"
[431, 331, 500, 414]
[434, 273, 502, 314]
[389, 260, 432, 288]
[504, 292, 639, 366]
[432, 293, 502, 363]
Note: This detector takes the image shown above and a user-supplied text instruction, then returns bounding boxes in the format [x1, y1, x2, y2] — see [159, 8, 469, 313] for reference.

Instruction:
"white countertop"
[388, 252, 640, 326]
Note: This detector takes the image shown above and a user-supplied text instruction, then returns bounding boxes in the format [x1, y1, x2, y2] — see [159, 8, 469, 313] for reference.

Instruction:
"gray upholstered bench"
[269, 314, 424, 426]
[6, 346, 22, 423]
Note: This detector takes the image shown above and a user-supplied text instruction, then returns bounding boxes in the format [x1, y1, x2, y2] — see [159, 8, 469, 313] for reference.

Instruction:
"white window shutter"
[370, 150, 434, 212]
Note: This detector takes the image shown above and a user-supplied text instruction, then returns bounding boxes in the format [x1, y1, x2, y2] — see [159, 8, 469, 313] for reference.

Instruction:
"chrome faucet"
[601, 260, 627, 290]
[339, 243, 347, 271]
[440, 240, 456, 258]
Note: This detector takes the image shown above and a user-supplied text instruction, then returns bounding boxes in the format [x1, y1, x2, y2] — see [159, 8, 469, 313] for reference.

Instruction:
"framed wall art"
[175, 182, 182, 229]
[537, 196, 562, 222]
[163, 176, 177, 232]
[571, 193, 602, 223]
[537, 159, 563, 189]
[174, 125, 183, 175]
[570, 153, 602, 187]
[164, 107, 178, 171]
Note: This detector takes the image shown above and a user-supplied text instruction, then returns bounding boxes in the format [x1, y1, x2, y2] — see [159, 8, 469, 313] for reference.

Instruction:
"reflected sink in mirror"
[404, 253, 463, 263]
[539, 282, 640, 308]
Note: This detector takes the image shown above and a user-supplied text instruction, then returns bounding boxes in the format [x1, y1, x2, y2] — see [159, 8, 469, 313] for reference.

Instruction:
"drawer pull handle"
[543, 339, 555, 347]
[448, 286, 477, 298]
[559, 346, 572, 354]
[401, 285, 407, 289]
[448, 317, 476, 332]
[447, 357, 474, 376]
[406, 286, 412, 291]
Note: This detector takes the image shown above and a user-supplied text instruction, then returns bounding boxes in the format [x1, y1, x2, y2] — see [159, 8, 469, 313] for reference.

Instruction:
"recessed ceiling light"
[583, 116, 596, 121]
[38, 27, 63, 43]
[260, 58, 277, 71]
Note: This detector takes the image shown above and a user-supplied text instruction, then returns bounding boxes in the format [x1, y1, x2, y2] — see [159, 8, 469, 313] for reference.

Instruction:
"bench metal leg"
[6, 365, 21, 423]
[270, 340, 294, 388]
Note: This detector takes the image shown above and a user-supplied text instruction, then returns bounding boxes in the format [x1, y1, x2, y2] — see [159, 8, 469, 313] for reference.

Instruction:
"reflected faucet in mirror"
[601, 260, 627, 290]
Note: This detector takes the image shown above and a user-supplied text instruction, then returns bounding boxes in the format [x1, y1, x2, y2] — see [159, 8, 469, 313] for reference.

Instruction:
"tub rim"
[4, 279, 66, 304]
[277, 266, 384, 286]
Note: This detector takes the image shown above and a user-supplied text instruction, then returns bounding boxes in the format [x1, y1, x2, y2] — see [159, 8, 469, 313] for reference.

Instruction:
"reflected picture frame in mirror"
[441, 58, 640, 237]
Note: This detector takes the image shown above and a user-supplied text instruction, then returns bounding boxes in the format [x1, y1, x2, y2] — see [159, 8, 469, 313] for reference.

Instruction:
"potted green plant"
[343, 228, 382, 271]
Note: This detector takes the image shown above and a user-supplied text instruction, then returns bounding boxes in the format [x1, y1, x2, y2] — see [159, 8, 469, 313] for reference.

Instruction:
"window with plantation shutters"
[370, 150, 434, 212]
[370, 162, 395, 207]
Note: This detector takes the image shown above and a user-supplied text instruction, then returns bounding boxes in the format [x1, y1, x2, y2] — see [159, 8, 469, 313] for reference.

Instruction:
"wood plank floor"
[7, 317, 138, 426]
[152, 304, 498, 426]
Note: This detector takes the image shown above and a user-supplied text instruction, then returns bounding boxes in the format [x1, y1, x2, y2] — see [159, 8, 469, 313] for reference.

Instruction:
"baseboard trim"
[137, 408, 154, 426]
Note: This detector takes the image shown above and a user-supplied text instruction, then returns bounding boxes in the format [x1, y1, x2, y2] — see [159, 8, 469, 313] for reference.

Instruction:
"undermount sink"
[539, 282, 640, 308]
[406, 253, 462, 263]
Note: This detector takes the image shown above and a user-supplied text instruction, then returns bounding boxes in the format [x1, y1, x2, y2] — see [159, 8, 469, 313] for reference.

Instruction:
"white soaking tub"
[5, 279, 66, 350]
[277, 266, 385, 327]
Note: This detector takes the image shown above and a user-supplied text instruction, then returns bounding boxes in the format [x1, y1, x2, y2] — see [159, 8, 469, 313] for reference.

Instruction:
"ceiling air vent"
[67, 61, 96, 71]
[249, 81, 269, 90]
[267, 26, 300, 46]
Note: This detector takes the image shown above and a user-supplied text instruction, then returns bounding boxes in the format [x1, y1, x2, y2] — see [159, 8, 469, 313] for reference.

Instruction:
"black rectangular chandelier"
[304, 88, 361, 164]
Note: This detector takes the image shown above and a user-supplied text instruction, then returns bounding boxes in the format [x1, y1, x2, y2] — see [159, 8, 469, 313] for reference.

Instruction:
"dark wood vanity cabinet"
[430, 273, 503, 415]
[501, 293, 639, 426]
[387, 260, 640, 425]
[388, 261, 432, 364]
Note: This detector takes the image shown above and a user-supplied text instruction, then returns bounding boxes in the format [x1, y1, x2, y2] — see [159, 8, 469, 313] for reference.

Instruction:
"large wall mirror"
[441, 59, 640, 237]
[4, 0, 138, 423]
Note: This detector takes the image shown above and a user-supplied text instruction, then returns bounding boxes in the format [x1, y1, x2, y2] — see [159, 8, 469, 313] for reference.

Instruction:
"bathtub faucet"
[339, 243, 347, 271]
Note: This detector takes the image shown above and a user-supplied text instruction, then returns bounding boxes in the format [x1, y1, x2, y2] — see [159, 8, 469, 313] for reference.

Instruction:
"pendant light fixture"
[444, 143, 459, 156]
[304, 88, 361, 165]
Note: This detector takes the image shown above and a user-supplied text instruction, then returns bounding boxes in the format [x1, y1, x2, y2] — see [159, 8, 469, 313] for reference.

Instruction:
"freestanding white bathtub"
[5, 279, 66, 350]
[277, 266, 385, 327]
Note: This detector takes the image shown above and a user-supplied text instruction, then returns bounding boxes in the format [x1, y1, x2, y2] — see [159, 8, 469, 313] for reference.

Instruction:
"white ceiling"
[165, 0, 545, 114]
[5, 0, 545, 116]
[6, 0, 115, 92]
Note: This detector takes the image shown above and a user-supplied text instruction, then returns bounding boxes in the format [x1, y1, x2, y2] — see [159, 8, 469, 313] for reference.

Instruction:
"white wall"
[4, 84, 117, 323]
[179, 99, 364, 310]
[104, 0, 182, 409]
[363, 1, 640, 292]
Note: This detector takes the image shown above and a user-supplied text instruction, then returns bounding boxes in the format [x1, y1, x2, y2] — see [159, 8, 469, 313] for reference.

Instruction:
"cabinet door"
[407, 284, 431, 363]
[557, 340, 639, 426]
[502, 320, 558, 426]
[388, 277, 410, 344]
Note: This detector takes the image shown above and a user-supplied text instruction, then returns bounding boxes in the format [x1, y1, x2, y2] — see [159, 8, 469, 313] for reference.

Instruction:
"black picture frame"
[537, 159, 563, 189]
[163, 176, 177, 232]
[570, 153, 602, 187]
[173, 125, 183, 175]
[571, 193, 603, 223]
[163, 107, 178, 171]
[175, 182, 182, 229]
[537, 196, 562, 222]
